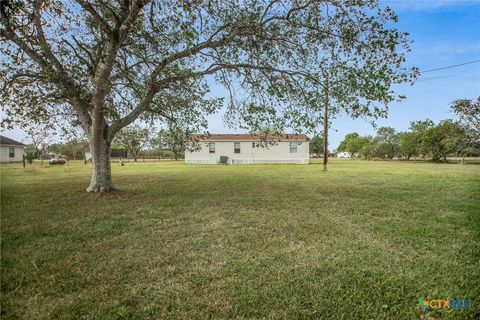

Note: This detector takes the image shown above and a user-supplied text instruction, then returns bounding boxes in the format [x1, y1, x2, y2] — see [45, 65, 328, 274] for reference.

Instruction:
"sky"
[1, 0, 480, 149]
[205, 0, 480, 149]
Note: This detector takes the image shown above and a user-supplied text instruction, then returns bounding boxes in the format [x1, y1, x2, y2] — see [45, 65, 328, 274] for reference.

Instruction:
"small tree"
[63, 139, 88, 160]
[309, 135, 324, 158]
[408, 119, 435, 158]
[152, 128, 188, 161]
[375, 127, 400, 159]
[441, 122, 478, 165]
[58, 125, 89, 160]
[115, 126, 149, 162]
[458, 147, 480, 164]
[25, 126, 54, 165]
[337, 133, 369, 158]
[422, 120, 462, 162]
[399, 132, 418, 160]
[451, 97, 480, 138]
[359, 136, 377, 160]
[451, 97, 480, 164]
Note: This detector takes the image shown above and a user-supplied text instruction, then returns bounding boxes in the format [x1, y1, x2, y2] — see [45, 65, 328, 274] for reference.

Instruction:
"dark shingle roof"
[0, 135, 25, 146]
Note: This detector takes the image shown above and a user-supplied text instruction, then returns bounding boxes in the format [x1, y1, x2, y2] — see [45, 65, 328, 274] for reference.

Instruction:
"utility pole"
[322, 77, 329, 171]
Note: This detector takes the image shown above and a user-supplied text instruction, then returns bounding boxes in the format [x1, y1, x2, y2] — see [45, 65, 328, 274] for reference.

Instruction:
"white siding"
[336, 151, 351, 158]
[185, 140, 309, 164]
[0, 145, 24, 163]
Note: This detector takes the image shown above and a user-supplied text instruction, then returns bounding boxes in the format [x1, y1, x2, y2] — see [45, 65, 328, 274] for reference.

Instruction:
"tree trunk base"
[87, 138, 115, 193]
[86, 183, 116, 193]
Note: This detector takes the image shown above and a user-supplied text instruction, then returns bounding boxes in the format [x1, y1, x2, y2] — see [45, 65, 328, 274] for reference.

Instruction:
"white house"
[185, 134, 309, 164]
[0, 135, 25, 163]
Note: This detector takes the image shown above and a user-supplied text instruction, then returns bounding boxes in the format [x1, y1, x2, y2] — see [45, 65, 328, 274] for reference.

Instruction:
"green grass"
[1, 159, 479, 319]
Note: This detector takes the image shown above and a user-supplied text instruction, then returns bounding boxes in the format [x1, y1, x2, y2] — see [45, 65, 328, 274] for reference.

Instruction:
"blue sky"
[2, 0, 480, 148]
[205, 0, 480, 149]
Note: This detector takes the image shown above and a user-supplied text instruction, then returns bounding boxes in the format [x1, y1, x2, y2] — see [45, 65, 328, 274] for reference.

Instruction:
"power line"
[421, 59, 480, 73]
[416, 69, 480, 81]
[417, 71, 479, 81]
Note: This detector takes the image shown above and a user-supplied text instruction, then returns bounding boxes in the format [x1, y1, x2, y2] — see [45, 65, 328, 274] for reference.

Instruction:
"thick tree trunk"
[87, 135, 115, 192]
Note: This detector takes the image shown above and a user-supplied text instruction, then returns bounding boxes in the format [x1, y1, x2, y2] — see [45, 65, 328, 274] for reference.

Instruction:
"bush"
[25, 152, 35, 164]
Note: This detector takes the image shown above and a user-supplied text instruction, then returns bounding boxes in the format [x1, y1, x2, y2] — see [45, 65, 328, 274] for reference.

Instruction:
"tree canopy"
[1, 0, 416, 192]
[450, 97, 480, 159]
[115, 125, 150, 161]
[309, 134, 324, 157]
[450, 97, 480, 137]
[337, 132, 368, 157]
[151, 127, 188, 160]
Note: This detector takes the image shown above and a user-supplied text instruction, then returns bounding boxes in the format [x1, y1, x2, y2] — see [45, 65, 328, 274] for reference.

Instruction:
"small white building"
[0, 135, 25, 163]
[336, 151, 351, 158]
[185, 134, 309, 164]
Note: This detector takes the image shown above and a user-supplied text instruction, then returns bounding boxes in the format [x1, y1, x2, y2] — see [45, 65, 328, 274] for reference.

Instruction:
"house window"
[234, 142, 240, 153]
[289, 142, 298, 153]
[9, 147, 14, 158]
[208, 142, 215, 153]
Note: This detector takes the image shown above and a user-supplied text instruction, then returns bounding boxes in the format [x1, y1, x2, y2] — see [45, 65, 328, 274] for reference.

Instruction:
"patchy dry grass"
[1, 159, 479, 319]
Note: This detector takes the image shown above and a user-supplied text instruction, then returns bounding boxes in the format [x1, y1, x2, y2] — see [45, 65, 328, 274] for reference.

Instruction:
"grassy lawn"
[1, 159, 479, 319]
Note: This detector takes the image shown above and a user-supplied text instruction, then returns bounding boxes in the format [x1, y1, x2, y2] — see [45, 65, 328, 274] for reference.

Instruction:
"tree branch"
[32, 0, 91, 127]
[76, 0, 113, 34]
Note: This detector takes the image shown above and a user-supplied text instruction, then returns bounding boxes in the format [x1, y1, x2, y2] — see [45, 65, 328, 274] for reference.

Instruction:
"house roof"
[192, 133, 308, 142]
[0, 135, 25, 146]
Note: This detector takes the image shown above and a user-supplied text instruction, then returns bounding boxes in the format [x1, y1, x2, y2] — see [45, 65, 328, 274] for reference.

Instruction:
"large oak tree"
[1, 0, 416, 192]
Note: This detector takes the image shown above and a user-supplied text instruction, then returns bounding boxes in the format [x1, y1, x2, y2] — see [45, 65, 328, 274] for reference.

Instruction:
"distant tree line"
[337, 98, 480, 163]
[25, 125, 188, 162]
